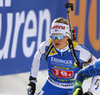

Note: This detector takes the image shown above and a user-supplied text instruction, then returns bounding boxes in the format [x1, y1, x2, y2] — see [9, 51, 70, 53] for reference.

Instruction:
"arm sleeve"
[74, 64, 96, 91]
[30, 50, 42, 78]
[74, 59, 100, 92]
[88, 58, 100, 93]
[30, 40, 50, 79]
[74, 71, 90, 91]
[84, 55, 100, 94]
[82, 54, 100, 93]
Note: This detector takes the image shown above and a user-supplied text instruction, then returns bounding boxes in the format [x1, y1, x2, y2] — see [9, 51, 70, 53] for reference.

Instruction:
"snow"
[0, 70, 99, 95]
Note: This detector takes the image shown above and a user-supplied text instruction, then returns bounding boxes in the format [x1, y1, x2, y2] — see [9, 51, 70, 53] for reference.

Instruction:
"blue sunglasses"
[50, 34, 65, 40]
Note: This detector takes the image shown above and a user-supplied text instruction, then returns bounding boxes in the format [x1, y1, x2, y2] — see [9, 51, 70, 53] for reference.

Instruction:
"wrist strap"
[29, 76, 37, 83]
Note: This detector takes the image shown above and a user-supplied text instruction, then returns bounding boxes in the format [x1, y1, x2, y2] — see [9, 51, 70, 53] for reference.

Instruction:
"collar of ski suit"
[54, 45, 69, 56]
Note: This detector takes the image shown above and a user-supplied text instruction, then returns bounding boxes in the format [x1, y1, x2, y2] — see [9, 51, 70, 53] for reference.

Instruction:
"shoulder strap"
[68, 39, 82, 68]
[45, 42, 54, 60]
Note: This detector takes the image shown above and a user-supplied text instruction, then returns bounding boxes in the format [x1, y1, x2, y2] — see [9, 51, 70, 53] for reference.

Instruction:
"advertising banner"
[0, 0, 100, 75]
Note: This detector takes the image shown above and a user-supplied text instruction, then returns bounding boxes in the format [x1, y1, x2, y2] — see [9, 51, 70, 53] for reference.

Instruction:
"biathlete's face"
[50, 33, 68, 49]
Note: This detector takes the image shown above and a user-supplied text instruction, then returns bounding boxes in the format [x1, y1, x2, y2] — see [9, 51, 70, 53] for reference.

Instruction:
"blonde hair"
[52, 17, 69, 25]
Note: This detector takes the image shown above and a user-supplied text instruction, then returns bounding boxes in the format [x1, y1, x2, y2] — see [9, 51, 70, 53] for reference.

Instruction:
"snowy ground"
[0, 70, 100, 95]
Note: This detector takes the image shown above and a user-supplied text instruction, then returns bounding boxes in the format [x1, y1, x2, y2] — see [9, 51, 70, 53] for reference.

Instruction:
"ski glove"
[83, 91, 93, 95]
[73, 87, 83, 95]
[27, 82, 36, 95]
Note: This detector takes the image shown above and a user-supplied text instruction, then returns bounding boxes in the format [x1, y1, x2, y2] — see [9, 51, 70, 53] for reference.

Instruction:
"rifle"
[65, 3, 76, 41]
[65, 3, 81, 68]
